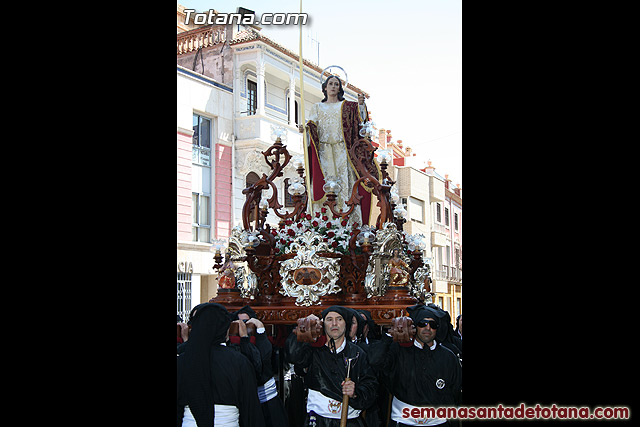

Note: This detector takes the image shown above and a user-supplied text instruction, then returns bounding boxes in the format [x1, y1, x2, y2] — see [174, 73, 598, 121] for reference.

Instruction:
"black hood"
[321, 305, 353, 350]
[407, 304, 441, 326]
[177, 303, 233, 427]
[347, 307, 366, 341]
[234, 305, 258, 319]
[321, 305, 353, 324]
[357, 309, 381, 340]
[408, 303, 458, 343]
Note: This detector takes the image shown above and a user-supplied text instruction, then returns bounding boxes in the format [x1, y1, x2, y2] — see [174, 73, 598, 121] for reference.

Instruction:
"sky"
[179, 0, 462, 185]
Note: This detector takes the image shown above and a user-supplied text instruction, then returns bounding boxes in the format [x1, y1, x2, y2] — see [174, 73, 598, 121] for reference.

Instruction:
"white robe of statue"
[307, 100, 367, 225]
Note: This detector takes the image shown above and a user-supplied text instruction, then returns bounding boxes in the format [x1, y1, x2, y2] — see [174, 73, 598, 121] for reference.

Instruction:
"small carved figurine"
[388, 248, 410, 286]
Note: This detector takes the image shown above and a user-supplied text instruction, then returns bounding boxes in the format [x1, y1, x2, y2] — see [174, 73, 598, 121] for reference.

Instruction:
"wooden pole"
[299, 0, 312, 215]
[340, 376, 350, 427]
[340, 358, 353, 427]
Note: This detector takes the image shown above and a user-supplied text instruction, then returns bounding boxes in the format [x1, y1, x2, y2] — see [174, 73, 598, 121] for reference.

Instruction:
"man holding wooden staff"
[284, 305, 378, 427]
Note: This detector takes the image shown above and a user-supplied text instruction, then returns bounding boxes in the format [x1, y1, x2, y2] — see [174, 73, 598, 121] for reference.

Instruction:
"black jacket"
[284, 332, 378, 410]
[368, 334, 462, 407]
[177, 344, 265, 427]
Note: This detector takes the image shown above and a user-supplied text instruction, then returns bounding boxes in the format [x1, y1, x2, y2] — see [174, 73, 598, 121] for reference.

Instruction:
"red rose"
[315, 212, 321, 218]
[322, 216, 328, 221]
[326, 222, 332, 228]
[312, 221, 319, 227]
[331, 241, 338, 248]
[280, 238, 286, 244]
[285, 219, 293, 226]
[271, 229, 277, 236]
[341, 220, 348, 227]
[327, 231, 335, 238]
[321, 208, 327, 213]
[297, 222, 303, 228]
[287, 229, 296, 237]
[323, 238, 328, 242]
[306, 214, 312, 220]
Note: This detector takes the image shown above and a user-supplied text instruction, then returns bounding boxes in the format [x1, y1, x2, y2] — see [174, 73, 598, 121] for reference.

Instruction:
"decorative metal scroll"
[278, 231, 341, 306]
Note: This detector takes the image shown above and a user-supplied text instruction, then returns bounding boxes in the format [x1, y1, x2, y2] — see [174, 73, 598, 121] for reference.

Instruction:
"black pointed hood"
[177, 303, 233, 427]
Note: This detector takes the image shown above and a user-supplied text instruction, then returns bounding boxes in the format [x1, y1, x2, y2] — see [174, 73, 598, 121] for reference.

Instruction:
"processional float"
[208, 121, 434, 325]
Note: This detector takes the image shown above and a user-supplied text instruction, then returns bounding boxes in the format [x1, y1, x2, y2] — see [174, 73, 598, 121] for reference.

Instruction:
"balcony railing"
[177, 26, 226, 55]
[434, 265, 462, 283]
[432, 222, 446, 234]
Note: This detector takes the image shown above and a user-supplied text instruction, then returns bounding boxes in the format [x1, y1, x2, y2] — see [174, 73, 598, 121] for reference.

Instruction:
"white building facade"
[394, 161, 462, 321]
[177, 65, 234, 320]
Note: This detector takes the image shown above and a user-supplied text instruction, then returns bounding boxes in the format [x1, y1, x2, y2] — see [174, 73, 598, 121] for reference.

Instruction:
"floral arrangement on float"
[273, 208, 359, 255]
[271, 207, 428, 259]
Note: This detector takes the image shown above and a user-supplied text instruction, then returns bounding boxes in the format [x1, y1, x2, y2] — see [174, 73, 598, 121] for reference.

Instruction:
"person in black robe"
[454, 314, 462, 340]
[227, 313, 262, 376]
[356, 309, 381, 349]
[177, 303, 265, 427]
[346, 308, 366, 346]
[232, 305, 289, 427]
[368, 304, 462, 427]
[420, 303, 462, 363]
[351, 309, 385, 427]
[285, 305, 379, 427]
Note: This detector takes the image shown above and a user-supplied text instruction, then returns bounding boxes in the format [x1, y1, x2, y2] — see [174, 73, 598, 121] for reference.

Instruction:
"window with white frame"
[409, 197, 424, 223]
[192, 112, 212, 243]
[192, 114, 212, 166]
[435, 202, 442, 223]
[247, 80, 257, 115]
[192, 193, 211, 242]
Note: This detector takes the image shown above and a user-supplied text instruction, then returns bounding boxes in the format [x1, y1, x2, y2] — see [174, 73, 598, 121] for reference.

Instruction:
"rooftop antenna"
[308, 31, 320, 65]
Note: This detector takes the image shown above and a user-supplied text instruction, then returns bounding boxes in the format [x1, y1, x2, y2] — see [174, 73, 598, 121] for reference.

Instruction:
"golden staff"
[299, 0, 312, 215]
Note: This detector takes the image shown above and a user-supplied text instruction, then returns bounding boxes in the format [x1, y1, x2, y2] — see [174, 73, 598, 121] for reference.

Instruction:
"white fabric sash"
[182, 404, 240, 427]
[390, 396, 447, 426]
[307, 388, 361, 419]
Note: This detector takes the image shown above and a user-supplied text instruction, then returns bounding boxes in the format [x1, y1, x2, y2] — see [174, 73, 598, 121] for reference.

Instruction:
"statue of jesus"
[299, 75, 381, 225]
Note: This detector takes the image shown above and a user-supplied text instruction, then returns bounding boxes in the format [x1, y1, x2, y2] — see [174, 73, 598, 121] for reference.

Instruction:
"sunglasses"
[416, 319, 438, 329]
